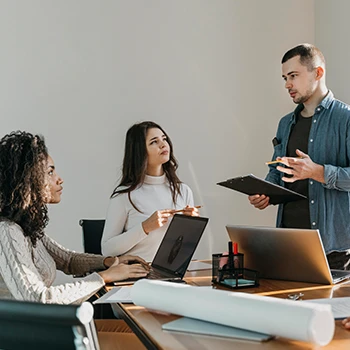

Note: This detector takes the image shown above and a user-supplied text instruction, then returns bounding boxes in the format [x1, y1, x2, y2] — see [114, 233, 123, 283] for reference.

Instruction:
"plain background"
[2, 0, 346, 282]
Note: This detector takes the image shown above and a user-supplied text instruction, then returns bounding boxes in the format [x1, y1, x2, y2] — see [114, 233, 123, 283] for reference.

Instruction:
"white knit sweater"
[0, 221, 105, 304]
[102, 174, 194, 261]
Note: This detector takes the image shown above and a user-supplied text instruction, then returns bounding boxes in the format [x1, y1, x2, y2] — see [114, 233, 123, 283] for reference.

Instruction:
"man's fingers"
[282, 176, 297, 183]
[251, 195, 266, 204]
[276, 165, 294, 175]
[296, 149, 308, 158]
[255, 197, 269, 209]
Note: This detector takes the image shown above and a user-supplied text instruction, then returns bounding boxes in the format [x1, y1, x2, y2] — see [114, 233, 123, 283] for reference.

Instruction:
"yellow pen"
[266, 156, 302, 165]
[265, 159, 283, 165]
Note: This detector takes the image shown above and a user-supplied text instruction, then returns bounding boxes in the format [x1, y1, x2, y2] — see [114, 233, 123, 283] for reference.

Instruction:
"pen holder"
[212, 253, 259, 289]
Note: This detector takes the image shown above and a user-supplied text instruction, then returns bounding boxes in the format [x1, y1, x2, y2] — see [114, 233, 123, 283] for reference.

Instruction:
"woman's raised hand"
[177, 205, 200, 217]
[142, 210, 174, 234]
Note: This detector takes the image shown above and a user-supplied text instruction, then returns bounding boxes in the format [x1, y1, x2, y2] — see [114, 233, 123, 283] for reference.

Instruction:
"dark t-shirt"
[282, 112, 312, 229]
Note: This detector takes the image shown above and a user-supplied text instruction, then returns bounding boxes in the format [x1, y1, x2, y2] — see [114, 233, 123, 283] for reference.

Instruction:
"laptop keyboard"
[331, 270, 350, 278]
[147, 268, 167, 279]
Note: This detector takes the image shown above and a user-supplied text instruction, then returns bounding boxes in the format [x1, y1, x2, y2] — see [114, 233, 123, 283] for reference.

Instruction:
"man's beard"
[292, 87, 314, 104]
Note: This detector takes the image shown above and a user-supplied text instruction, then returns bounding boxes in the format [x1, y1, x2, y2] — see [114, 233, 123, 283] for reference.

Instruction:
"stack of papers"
[93, 287, 133, 304]
[305, 297, 350, 319]
[163, 317, 272, 342]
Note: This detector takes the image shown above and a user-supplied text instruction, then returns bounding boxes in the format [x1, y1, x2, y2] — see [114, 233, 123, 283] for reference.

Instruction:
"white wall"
[315, 0, 350, 103]
[0, 1, 314, 268]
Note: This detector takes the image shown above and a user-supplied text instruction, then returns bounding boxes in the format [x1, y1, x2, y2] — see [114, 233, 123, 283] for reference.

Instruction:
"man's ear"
[315, 66, 324, 80]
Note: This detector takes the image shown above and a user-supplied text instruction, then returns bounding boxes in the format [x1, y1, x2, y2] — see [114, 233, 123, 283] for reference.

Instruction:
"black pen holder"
[212, 253, 259, 289]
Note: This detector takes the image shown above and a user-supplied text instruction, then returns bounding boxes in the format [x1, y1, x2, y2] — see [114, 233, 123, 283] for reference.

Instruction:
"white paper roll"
[131, 280, 334, 346]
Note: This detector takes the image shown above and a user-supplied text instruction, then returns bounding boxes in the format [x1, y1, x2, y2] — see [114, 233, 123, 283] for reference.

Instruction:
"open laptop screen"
[152, 215, 209, 278]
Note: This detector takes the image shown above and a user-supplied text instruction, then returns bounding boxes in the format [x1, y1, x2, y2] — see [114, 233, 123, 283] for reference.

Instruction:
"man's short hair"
[281, 44, 325, 71]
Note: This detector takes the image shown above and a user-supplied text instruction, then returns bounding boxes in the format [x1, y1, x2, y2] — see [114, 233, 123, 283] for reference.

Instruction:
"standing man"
[248, 43, 350, 270]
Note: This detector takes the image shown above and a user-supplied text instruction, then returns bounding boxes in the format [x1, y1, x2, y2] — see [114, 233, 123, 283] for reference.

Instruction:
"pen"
[265, 156, 303, 165]
[173, 205, 202, 213]
[265, 159, 283, 165]
[228, 241, 234, 272]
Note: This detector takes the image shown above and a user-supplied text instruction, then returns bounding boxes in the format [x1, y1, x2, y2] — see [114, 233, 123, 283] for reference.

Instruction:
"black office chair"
[0, 299, 99, 350]
[79, 219, 106, 255]
[79, 219, 115, 319]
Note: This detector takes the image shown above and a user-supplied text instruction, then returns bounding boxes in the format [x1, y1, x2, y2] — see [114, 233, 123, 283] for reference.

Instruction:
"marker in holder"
[212, 242, 259, 289]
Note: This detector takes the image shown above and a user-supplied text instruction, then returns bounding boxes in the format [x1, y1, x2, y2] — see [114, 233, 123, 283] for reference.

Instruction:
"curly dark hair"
[0, 131, 49, 246]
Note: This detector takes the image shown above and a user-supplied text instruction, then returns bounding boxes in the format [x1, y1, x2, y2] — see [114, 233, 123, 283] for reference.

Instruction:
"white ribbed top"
[102, 175, 194, 261]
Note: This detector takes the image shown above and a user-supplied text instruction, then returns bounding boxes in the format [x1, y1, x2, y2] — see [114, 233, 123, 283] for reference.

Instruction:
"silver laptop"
[226, 225, 350, 284]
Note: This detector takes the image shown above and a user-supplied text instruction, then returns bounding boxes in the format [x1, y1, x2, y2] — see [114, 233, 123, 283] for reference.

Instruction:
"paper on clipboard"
[217, 174, 307, 205]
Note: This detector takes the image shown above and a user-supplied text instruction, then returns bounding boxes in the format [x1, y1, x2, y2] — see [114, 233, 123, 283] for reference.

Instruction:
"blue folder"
[162, 317, 273, 342]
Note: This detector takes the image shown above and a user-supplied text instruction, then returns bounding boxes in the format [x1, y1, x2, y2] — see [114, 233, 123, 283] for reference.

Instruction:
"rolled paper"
[131, 280, 334, 346]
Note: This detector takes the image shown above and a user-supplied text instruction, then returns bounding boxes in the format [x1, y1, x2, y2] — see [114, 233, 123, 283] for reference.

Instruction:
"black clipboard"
[217, 174, 307, 205]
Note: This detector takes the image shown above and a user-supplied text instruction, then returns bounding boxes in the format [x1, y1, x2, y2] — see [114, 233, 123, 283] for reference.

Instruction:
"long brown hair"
[0, 131, 49, 246]
[112, 121, 182, 211]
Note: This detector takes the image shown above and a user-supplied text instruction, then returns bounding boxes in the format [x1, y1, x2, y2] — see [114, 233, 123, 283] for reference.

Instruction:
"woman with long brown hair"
[102, 121, 199, 261]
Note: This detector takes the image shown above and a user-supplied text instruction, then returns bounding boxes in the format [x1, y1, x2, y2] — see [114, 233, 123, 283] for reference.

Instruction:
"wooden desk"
[111, 271, 350, 349]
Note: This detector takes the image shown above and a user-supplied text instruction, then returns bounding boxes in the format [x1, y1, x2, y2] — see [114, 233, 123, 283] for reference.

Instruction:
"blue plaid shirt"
[266, 91, 350, 253]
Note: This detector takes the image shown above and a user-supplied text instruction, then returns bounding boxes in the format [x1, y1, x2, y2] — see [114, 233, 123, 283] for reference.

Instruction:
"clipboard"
[217, 174, 307, 205]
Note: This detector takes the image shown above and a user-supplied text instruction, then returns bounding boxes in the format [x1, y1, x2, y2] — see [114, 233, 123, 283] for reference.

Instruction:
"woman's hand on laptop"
[103, 255, 148, 270]
[342, 318, 350, 329]
[119, 255, 150, 271]
[98, 260, 149, 283]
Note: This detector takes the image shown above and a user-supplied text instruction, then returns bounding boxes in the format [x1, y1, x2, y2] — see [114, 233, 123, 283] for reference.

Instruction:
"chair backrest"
[79, 219, 115, 319]
[79, 219, 105, 255]
[0, 300, 99, 350]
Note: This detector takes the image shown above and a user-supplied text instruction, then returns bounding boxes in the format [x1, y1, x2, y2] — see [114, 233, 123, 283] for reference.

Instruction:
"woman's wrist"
[142, 221, 150, 235]
[98, 270, 109, 283]
[103, 256, 118, 268]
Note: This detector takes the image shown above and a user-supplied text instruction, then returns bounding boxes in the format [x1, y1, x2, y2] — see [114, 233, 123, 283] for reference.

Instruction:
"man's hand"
[248, 194, 270, 210]
[276, 149, 325, 183]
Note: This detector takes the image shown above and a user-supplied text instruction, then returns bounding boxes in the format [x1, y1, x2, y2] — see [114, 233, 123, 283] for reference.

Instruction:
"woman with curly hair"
[102, 121, 199, 261]
[0, 131, 148, 349]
